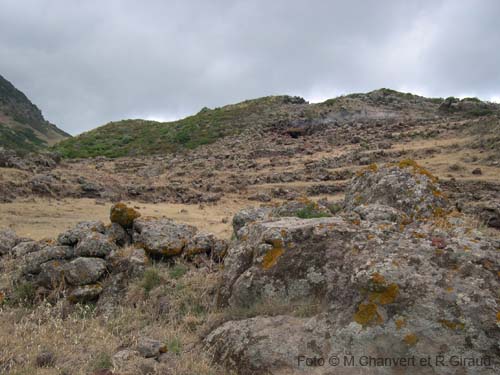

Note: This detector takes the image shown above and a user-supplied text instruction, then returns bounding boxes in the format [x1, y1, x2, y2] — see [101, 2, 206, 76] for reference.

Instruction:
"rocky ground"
[0, 91, 500, 374]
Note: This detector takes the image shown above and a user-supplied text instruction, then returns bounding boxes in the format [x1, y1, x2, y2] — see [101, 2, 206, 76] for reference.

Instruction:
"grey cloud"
[0, 0, 498, 135]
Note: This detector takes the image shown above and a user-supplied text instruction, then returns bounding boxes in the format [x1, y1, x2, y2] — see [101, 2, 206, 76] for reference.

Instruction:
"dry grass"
[0, 260, 231, 375]
[0, 197, 246, 240]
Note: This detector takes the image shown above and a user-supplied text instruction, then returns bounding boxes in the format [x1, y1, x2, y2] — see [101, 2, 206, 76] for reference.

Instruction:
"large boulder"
[206, 168, 500, 374]
[205, 316, 326, 375]
[132, 218, 197, 257]
[345, 161, 448, 220]
[218, 216, 357, 308]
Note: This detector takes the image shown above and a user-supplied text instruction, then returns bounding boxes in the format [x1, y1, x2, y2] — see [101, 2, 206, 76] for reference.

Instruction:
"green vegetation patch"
[53, 95, 302, 158]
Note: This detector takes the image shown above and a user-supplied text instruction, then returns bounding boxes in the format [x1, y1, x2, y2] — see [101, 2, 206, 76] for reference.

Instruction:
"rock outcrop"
[206, 161, 500, 375]
[2, 203, 226, 311]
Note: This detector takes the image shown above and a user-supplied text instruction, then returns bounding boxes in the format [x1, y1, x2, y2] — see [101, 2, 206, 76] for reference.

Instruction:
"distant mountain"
[54, 88, 498, 159]
[0, 74, 70, 152]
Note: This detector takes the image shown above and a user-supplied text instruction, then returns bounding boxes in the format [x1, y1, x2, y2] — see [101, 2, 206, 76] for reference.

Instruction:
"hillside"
[54, 88, 498, 158]
[0, 74, 70, 152]
[1, 87, 500, 375]
[54, 95, 306, 158]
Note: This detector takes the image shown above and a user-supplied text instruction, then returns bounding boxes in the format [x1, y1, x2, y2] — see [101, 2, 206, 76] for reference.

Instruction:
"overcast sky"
[1, 0, 499, 135]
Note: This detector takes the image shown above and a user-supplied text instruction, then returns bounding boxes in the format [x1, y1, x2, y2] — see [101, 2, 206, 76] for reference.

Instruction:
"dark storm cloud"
[0, 0, 499, 134]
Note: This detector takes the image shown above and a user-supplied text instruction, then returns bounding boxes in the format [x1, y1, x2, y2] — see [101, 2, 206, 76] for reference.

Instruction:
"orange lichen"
[496, 311, 500, 323]
[403, 333, 418, 346]
[439, 319, 465, 330]
[354, 303, 383, 326]
[161, 247, 184, 256]
[369, 283, 399, 305]
[412, 231, 427, 239]
[262, 247, 284, 269]
[432, 189, 444, 198]
[395, 318, 406, 330]
[371, 272, 386, 284]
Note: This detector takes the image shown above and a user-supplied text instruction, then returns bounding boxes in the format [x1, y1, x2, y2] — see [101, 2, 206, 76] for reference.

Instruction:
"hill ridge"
[0, 74, 70, 152]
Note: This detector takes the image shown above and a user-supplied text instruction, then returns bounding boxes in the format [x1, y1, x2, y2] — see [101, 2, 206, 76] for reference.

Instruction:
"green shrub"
[13, 282, 36, 306]
[91, 352, 112, 371]
[141, 268, 162, 295]
[169, 264, 188, 280]
[296, 204, 332, 219]
[167, 337, 182, 355]
[327, 202, 343, 214]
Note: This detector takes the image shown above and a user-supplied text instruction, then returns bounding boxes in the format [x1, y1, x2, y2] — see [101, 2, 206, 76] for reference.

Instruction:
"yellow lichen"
[403, 333, 418, 346]
[432, 207, 447, 218]
[397, 159, 438, 183]
[354, 303, 383, 326]
[356, 163, 379, 177]
[496, 311, 500, 322]
[110, 202, 141, 228]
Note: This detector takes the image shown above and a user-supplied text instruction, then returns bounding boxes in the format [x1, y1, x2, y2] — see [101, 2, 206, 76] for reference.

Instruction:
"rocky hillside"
[0, 74, 70, 152]
[54, 95, 306, 158]
[54, 89, 499, 159]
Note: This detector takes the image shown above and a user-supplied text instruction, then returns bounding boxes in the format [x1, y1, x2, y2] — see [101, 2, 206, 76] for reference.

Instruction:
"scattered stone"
[105, 223, 131, 247]
[0, 228, 21, 256]
[133, 218, 197, 257]
[75, 232, 118, 258]
[57, 221, 106, 246]
[112, 349, 140, 367]
[67, 284, 103, 303]
[12, 240, 41, 257]
[345, 160, 448, 219]
[35, 350, 56, 368]
[64, 257, 107, 286]
[135, 337, 167, 358]
[472, 167, 483, 175]
[22, 245, 71, 275]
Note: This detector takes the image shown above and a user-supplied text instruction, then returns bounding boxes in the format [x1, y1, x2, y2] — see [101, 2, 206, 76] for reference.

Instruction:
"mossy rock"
[110, 202, 141, 229]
